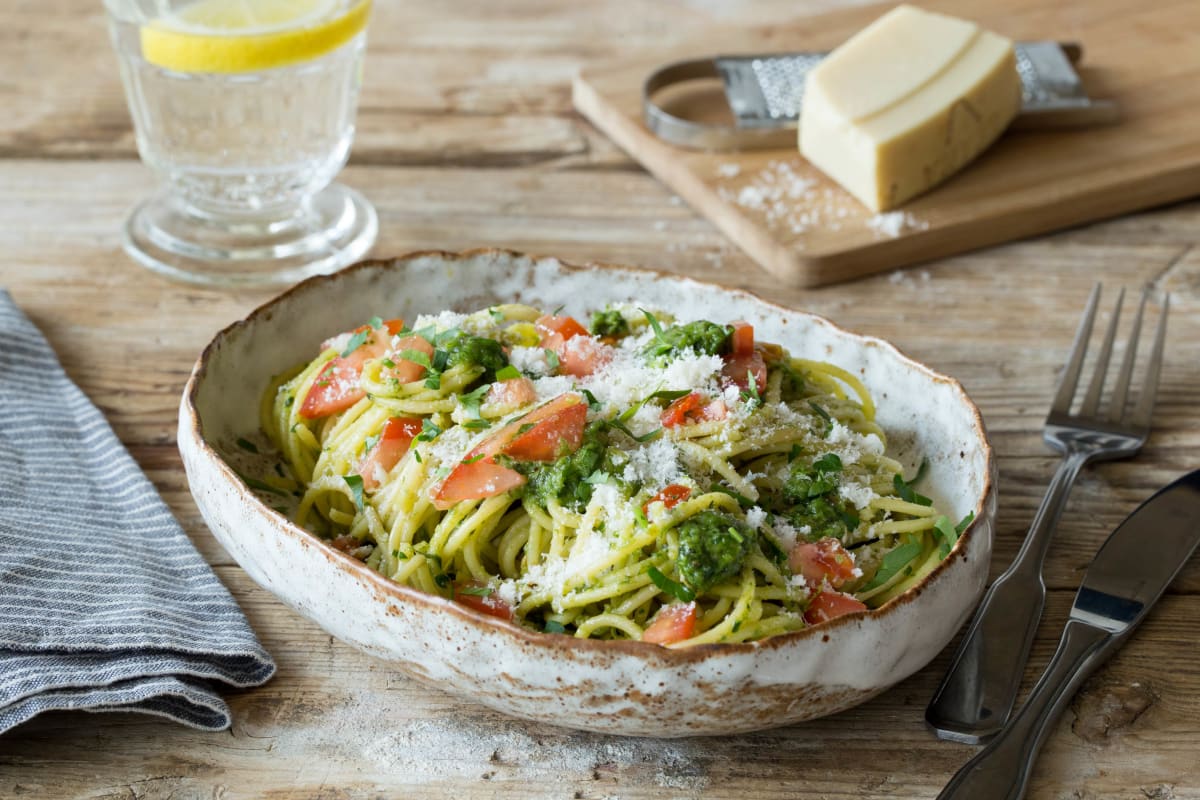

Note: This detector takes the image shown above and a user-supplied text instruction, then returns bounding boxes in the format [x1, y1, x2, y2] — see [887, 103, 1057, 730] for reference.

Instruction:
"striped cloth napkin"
[0, 291, 274, 735]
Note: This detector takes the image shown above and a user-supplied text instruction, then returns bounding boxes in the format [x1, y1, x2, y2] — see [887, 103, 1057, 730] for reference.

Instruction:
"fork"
[925, 283, 1170, 744]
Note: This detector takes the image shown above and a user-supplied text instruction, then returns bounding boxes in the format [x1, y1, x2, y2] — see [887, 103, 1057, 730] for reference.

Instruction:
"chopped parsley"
[415, 418, 442, 443]
[235, 437, 258, 454]
[543, 348, 560, 371]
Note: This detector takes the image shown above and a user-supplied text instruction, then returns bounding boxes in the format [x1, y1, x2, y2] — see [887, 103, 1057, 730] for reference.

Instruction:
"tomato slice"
[642, 484, 691, 514]
[501, 394, 588, 461]
[730, 320, 755, 356]
[661, 392, 728, 428]
[430, 459, 527, 510]
[535, 314, 588, 347]
[643, 602, 698, 645]
[804, 591, 868, 625]
[789, 537, 858, 590]
[486, 377, 537, 408]
[301, 320, 404, 419]
[453, 581, 514, 622]
[431, 393, 588, 509]
[386, 334, 435, 385]
[358, 416, 422, 490]
[721, 350, 767, 395]
[558, 335, 612, 378]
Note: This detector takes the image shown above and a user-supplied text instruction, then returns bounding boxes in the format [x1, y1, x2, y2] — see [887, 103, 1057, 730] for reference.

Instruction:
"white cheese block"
[799, 5, 1021, 212]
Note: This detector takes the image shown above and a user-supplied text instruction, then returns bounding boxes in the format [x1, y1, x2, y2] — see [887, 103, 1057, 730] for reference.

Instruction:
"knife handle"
[926, 450, 1091, 742]
[936, 619, 1112, 800]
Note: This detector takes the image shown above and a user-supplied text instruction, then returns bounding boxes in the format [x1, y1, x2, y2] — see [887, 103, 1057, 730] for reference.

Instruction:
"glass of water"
[104, 0, 378, 287]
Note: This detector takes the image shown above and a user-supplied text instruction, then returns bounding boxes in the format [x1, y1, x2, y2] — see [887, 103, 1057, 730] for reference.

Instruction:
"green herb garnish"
[807, 401, 833, 436]
[893, 473, 933, 507]
[862, 540, 924, 591]
[544, 348, 560, 370]
[416, 418, 442, 443]
[343, 474, 364, 510]
[494, 365, 522, 381]
[647, 566, 696, 602]
[235, 437, 258, 454]
[340, 329, 370, 357]
[460, 384, 490, 420]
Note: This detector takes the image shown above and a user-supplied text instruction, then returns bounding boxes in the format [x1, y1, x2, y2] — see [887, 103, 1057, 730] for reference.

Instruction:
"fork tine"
[1050, 283, 1101, 415]
[1079, 288, 1123, 416]
[1107, 288, 1147, 423]
[1129, 292, 1169, 428]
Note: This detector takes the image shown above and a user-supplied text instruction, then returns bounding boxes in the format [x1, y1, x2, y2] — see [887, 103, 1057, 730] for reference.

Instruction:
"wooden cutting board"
[572, 0, 1200, 287]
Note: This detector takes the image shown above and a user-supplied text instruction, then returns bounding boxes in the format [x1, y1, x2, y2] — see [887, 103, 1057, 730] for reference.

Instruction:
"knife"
[937, 468, 1200, 800]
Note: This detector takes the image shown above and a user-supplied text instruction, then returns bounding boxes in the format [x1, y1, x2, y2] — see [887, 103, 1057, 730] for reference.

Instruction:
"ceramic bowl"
[179, 249, 996, 737]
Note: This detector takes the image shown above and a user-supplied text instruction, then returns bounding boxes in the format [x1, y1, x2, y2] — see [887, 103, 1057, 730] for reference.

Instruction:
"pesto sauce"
[676, 509, 752, 593]
[643, 320, 732, 364]
[589, 309, 630, 338]
[781, 453, 852, 541]
[443, 333, 509, 382]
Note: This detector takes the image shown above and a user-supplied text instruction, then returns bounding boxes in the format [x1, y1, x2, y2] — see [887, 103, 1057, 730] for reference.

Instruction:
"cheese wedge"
[799, 5, 1021, 212]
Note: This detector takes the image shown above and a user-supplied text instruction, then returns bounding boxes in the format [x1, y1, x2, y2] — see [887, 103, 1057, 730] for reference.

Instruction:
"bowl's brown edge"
[181, 247, 996, 664]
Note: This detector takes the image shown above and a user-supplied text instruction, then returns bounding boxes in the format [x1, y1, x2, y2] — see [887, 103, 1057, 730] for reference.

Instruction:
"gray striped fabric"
[0, 291, 274, 734]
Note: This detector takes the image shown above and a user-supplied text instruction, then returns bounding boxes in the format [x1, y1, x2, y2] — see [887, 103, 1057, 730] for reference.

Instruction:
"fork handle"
[926, 450, 1092, 742]
[935, 619, 1112, 800]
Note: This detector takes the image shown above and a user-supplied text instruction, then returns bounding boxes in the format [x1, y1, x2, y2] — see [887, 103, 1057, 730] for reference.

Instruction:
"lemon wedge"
[140, 0, 371, 74]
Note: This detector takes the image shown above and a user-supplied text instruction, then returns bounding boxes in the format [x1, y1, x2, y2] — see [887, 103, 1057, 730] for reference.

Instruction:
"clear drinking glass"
[104, 0, 378, 287]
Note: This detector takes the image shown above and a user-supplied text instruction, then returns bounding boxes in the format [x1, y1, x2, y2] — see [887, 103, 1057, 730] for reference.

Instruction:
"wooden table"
[2, 1, 1198, 797]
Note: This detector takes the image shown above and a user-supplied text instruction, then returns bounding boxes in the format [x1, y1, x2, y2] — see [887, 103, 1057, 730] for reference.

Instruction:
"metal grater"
[645, 42, 1117, 150]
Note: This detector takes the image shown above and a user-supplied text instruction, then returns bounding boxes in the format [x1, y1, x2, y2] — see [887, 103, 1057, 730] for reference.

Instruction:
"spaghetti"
[259, 304, 969, 646]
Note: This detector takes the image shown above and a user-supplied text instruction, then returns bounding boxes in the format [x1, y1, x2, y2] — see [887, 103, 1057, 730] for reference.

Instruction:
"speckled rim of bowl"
[182, 247, 995, 660]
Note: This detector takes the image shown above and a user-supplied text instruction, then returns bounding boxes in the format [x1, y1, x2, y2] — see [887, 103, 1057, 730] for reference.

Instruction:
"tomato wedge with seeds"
[430, 393, 588, 509]
[357, 416, 422, 490]
[642, 484, 691, 515]
[642, 602, 698, 645]
[301, 319, 405, 419]
[803, 591, 868, 625]
[661, 392, 728, 428]
[789, 537, 857, 590]
[386, 334, 435, 384]
[453, 581, 514, 622]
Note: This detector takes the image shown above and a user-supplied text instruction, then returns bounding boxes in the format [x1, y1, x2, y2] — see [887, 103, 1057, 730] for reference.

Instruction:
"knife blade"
[938, 468, 1200, 800]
